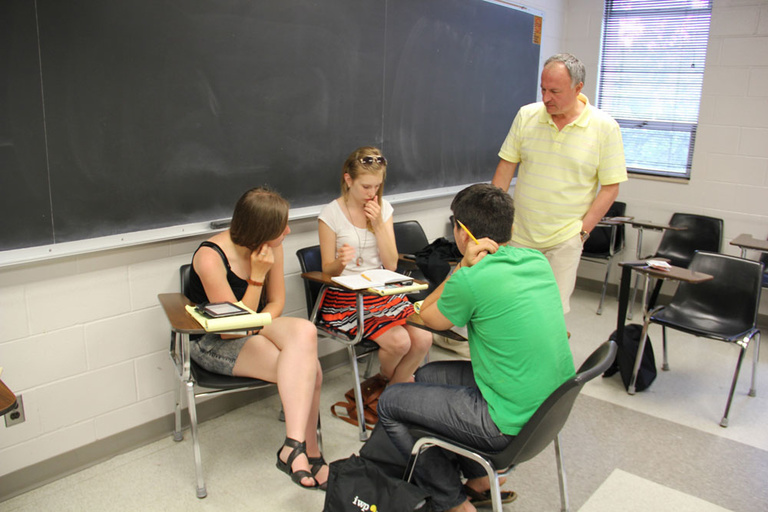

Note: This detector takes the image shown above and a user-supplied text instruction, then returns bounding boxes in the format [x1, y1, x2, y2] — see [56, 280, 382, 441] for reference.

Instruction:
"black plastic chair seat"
[409, 427, 509, 468]
[651, 306, 756, 342]
[191, 362, 272, 390]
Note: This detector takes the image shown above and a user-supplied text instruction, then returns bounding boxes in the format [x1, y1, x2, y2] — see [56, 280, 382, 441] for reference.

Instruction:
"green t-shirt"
[437, 245, 575, 435]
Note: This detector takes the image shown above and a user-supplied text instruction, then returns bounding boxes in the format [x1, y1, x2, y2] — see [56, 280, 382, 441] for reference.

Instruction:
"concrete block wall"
[571, 0, 768, 312]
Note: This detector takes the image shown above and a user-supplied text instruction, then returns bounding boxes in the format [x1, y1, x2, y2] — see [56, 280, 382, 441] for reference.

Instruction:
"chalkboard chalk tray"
[1, 0, 540, 254]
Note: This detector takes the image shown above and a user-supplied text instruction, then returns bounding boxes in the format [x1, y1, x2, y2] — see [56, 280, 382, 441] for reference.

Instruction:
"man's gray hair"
[544, 53, 585, 89]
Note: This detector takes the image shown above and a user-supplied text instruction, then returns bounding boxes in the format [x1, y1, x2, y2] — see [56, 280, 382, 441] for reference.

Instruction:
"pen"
[456, 220, 479, 245]
[361, 273, 372, 281]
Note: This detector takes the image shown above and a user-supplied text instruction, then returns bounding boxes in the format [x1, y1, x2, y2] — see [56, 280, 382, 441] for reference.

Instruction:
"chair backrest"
[670, 251, 763, 333]
[394, 220, 429, 255]
[583, 201, 626, 255]
[296, 245, 324, 316]
[655, 213, 723, 268]
[487, 340, 617, 469]
[180, 264, 192, 299]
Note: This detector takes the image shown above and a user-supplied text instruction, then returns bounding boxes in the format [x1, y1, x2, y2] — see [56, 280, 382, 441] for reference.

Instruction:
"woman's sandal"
[463, 484, 518, 507]
[308, 455, 328, 491]
[275, 438, 317, 490]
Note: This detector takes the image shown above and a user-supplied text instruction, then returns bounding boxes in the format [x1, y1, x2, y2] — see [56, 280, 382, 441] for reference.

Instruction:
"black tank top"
[188, 241, 249, 304]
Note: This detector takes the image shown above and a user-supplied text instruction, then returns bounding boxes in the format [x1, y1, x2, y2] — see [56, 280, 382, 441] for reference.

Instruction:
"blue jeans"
[377, 361, 514, 511]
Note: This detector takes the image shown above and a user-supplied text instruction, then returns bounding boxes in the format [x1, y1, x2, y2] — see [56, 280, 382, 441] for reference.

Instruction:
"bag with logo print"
[323, 454, 432, 512]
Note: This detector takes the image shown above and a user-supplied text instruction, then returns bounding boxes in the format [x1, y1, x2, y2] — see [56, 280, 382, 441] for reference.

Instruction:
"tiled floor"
[1, 288, 766, 511]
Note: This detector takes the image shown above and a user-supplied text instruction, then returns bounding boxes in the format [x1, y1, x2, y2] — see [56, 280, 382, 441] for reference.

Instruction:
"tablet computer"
[196, 302, 250, 318]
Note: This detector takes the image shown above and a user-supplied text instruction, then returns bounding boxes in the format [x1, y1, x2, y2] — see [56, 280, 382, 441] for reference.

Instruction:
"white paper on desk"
[646, 260, 672, 271]
[331, 269, 412, 290]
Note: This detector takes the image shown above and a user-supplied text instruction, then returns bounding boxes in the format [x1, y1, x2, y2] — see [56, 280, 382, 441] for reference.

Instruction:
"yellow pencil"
[361, 273, 372, 281]
[456, 220, 479, 245]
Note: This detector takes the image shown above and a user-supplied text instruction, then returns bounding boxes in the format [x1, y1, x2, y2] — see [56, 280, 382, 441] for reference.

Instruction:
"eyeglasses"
[359, 156, 386, 165]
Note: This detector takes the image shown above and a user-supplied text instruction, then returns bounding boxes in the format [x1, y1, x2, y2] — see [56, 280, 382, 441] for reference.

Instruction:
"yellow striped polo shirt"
[498, 95, 627, 249]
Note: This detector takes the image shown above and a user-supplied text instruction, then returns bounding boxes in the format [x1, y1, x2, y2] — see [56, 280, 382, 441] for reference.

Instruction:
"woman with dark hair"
[188, 186, 327, 490]
[318, 147, 432, 386]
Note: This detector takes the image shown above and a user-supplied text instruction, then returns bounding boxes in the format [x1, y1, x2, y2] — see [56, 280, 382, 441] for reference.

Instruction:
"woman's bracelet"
[246, 278, 264, 287]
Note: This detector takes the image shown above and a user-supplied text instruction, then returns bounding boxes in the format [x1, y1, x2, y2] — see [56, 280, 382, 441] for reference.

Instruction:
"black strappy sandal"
[308, 455, 328, 491]
[276, 438, 317, 490]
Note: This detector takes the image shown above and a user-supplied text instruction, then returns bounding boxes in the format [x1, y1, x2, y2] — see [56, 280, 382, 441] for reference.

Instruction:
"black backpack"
[604, 264, 658, 392]
[603, 323, 657, 392]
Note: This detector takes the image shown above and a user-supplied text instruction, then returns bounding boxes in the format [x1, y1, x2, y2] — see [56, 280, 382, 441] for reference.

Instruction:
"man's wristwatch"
[580, 230, 590, 242]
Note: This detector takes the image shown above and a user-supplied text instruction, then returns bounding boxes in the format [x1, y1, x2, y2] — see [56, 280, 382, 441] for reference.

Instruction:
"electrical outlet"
[5, 394, 25, 427]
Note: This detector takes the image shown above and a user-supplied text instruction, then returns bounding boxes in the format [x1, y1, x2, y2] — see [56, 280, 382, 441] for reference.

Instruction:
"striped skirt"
[319, 287, 415, 340]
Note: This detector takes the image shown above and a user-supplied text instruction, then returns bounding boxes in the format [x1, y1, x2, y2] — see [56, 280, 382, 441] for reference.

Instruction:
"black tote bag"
[323, 454, 432, 512]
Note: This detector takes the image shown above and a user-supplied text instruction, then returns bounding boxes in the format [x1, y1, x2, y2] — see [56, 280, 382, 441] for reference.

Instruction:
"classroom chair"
[296, 246, 379, 441]
[170, 265, 277, 498]
[579, 201, 627, 315]
[405, 340, 618, 512]
[633, 251, 762, 427]
[631, 212, 723, 315]
[394, 220, 431, 301]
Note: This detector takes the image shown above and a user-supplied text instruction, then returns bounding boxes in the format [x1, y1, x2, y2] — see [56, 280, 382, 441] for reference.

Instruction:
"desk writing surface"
[730, 234, 768, 253]
[630, 220, 686, 231]
[407, 312, 467, 342]
[158, 293, 204, 334]
[158, 293, 267, 335]
[597, 216, 633, 226]
[619, 262, 713, 284]
[0, 379, 17, 417]
[300, 271, 428, 292]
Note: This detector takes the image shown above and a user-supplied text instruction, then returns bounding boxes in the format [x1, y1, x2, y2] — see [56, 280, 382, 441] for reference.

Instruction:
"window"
[598, 0, 712, 179]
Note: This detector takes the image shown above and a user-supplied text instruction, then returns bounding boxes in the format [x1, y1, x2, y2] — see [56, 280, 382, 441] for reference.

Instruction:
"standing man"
[492, 53, 627, 313]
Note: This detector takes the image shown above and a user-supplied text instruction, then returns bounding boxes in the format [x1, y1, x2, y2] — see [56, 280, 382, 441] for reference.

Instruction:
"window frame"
[597, 0, 713, 180]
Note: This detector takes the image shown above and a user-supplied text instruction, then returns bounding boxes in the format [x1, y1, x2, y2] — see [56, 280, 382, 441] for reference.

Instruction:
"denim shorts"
[190, 333, 248, 376]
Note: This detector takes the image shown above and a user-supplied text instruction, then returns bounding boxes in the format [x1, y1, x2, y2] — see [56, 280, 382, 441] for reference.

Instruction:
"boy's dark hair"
[450, 184, 515, 244]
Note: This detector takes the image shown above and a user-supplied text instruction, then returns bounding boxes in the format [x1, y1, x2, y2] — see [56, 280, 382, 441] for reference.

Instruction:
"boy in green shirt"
[378, 184, 575, 512]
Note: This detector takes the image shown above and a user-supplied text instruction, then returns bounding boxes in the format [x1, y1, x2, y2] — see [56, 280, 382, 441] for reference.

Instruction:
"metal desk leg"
[628, 227, 645, 320]
[628, 273, 651, 395]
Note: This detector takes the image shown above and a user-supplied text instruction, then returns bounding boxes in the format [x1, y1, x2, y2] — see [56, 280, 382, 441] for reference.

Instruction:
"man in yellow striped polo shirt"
[492, 53, 627, 314]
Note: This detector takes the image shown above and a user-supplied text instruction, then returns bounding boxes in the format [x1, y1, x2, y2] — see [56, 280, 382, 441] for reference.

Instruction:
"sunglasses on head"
[359, 156, 386, 165]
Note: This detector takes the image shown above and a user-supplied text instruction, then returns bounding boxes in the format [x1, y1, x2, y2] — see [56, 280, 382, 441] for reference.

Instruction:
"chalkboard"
[0, 0, 541, 252]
